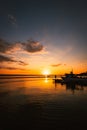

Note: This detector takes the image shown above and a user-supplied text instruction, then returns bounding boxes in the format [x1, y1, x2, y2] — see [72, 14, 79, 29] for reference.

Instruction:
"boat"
[54, 71, 87, 85]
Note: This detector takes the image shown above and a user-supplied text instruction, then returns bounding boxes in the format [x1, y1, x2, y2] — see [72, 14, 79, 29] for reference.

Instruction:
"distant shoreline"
[0, 74, 56, 79]
[0, 71, 87, 78]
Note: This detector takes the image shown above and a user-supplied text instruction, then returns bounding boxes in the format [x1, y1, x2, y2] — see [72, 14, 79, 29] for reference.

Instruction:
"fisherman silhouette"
[55, 75, 57, 79]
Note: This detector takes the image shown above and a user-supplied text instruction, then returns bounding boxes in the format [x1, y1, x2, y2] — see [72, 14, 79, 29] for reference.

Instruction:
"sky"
[0, 0, 87, 74]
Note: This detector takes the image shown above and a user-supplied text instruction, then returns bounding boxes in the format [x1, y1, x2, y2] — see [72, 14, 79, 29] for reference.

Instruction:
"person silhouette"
[55, 75, 57, 79]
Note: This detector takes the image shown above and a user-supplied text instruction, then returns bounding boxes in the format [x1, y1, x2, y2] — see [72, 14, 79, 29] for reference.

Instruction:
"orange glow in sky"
[0, 39, 87, 75]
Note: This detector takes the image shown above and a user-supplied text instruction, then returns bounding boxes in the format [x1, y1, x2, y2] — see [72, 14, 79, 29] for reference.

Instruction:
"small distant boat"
[54, 71, 87, 85]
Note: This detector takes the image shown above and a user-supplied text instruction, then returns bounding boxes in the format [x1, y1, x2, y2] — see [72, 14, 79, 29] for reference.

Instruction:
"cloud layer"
[51, 63, 62, 67]
[22, 40, 43, 53]
[0, 54, 14, 62]
[0, 54, 28, 66]
[0, 38, 44, 70]
[0, 39, 14, 53]
[51, 63, 66, 67]
[0, 39, 44, 54]
[0, 66, 25, 70]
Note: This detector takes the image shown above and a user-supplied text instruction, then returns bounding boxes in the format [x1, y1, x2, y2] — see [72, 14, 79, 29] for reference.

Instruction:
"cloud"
[18, 61, 28, 66]
[51, 63, 67, 67]
[8, 14, 17, 25]
[0, 66, 25, 70]
[0, 38, 44, 54]
[0, 39, 14, 53]
[0, 38, 44, 69]
[51, 63, 62, 67]
[0, 54, 15, 62]
[0, 54, 28, 66]
[22, 40, 44, 53]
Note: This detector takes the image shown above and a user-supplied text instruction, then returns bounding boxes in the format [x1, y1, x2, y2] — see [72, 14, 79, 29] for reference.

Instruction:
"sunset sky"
[0, 0, 87, 74]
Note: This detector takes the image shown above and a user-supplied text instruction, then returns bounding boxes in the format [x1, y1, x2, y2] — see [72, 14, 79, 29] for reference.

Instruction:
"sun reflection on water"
[44, 77, 48, 83]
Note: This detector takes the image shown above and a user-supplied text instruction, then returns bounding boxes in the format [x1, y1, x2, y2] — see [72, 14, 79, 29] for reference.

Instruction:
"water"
[0, 77, 87, 130]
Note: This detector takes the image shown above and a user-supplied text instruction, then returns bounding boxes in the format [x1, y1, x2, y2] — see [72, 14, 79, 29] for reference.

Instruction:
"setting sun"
[43, 69, 50, 75]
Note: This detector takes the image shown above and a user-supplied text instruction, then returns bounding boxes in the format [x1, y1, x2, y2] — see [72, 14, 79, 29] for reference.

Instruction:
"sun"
[42, 69, 50, 75]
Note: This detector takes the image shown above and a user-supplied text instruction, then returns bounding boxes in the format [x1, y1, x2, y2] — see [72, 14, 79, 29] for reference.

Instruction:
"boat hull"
[54, 78, 87, 85]
[62, 78, 87, 85]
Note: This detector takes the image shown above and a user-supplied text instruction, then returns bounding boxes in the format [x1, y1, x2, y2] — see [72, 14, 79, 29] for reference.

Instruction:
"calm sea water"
[0, 77, 87, 130]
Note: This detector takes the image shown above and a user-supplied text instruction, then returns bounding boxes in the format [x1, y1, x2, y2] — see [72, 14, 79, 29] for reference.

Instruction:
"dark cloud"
[0, 38, 44, 54]
[51, 63, 67, 67]
[0, 66, 25, 70]
[8, 14, 17, 25]
[22, 40, 44, 53]
[0, 38, 43, 69]
[0, 39, 13, 53]
[51, 64, 62, 67]
[0, 54, 28, 66]
[18, 61, 28, 66]
[0, 54, 15, 62]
